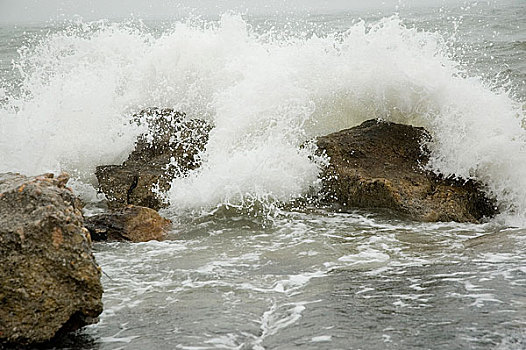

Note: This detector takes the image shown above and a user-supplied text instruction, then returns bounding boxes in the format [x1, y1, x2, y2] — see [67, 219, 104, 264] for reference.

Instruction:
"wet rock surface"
[85, 205, 171, 242]
[316, 119, 497, 222]
[0, 173, 103, 346]
[96, 108, 212, 210]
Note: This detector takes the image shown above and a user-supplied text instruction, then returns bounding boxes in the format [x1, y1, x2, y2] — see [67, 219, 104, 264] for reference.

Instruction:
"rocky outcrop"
[316, 119, 497, 222]
[96, 108, 212, 210]
[85, 205, 171, 242]
[0, 173, 103, 346]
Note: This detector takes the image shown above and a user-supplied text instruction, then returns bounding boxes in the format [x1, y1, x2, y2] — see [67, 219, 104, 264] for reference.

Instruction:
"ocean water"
[1, 1, 526, 349]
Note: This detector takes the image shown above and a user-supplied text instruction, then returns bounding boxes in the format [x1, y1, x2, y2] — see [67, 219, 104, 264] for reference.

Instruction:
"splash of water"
[0, 15, 524, 223]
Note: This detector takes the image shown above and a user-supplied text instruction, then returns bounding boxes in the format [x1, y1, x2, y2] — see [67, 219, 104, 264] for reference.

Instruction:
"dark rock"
[96, 108, 212, 210]
[85, 205, 171, 242]
[316, 119, 497, 222]
[0, 173, 103, 346]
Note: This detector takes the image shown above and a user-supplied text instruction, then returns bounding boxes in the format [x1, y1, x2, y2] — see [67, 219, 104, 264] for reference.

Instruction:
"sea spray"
[0, 21, 152, 178]
[169, 15, 526, 221]
[0, 14, 525, 223]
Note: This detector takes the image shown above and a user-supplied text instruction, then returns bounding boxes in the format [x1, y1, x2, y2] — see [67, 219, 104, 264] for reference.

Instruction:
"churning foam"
[0, 15, 525, 223]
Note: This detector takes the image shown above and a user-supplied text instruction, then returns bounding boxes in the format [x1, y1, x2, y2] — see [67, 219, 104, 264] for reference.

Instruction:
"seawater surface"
[1, 1, 525, 349]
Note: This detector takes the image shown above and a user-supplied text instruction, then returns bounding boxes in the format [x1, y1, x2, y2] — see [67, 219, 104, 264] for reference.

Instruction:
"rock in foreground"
[0, 173, 103, 346]
[316, 119, 496, 222]
[85, 205, 171, 242]
[96, 108, 212, 210]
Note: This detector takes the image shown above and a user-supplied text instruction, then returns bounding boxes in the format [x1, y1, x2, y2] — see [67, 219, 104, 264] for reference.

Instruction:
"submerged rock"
[85, 205, 171, 242]
[0, 173, 103, 346]
[316, 119, 496, 222]
[96, 108, 212, 210]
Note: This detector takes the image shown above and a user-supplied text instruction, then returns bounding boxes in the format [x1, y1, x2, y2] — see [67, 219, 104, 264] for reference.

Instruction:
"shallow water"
[47, 209, 526, 349]
[1, 1, 526, 349]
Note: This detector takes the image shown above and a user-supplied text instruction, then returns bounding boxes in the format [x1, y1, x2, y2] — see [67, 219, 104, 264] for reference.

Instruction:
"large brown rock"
[316, 119, 497, 222]
[96, 108, 212, 210]
[84, 205, 171, 242]
[0, 173, 103, 346]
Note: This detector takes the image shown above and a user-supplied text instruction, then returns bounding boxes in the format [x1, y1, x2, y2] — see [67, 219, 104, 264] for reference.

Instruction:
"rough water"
[1, 1, 525, 349]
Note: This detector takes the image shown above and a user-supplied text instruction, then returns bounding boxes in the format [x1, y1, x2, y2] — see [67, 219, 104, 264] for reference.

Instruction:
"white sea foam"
[1, 15, 525, 223]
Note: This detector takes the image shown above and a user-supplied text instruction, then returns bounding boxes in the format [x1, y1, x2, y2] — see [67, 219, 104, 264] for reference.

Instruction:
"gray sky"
[0, 0, 480, 24]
